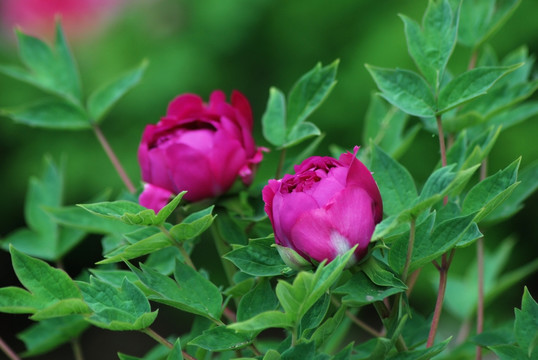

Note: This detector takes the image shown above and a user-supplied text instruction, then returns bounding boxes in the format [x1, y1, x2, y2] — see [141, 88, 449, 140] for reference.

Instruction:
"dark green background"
[0, 0, 537, 359]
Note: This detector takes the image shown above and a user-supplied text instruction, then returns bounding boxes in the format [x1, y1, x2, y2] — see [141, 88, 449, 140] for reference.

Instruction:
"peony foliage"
[0, 1, 537, 359]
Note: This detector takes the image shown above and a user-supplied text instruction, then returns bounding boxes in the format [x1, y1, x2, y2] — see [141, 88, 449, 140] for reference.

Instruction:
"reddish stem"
[476, 158, 487, 360]
[427, 256, 448, 348]
[0, 337, 20, 360]
[92, 124, 136, 194]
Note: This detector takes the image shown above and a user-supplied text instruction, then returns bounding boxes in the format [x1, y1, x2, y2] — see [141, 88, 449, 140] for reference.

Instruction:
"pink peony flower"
[0, 0, 124, 39]
[138, 90, 265, 212]
[262, 147, 383, 266]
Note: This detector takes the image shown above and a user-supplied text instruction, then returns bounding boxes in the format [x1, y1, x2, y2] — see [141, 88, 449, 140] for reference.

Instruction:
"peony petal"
[167, 94, 204, 118]
[165, 143, 216, 201]
[262, 179, 280, 227]
[139, 184, 173, 213]
[308, 175, 346, 207]
[144, 147, 175, 191]
[272, 191, 319, 251]
[291, 186, 376, 262]
[345, 151, 383, 223]
[231, 90, 253, 130]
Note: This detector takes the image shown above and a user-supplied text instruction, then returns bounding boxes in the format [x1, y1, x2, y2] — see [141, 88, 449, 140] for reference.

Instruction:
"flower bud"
[262, 147, 383, 265]
[138, 90, 265, 212]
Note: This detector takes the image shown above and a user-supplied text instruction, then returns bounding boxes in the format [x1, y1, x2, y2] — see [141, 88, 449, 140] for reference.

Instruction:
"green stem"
[374, 302, 407, 352]
[402, 218, 416, 283]
[406, 269, 421, 297]
[71, 337, 84, 360]
[275, 148, 287, 179]
[141, 328, 197, 360]
[210, 225, 237, 289]
[331, 297, 383, 337]
[0, 337, 20, 360]
[92, 124, 136, 194]
[158, 225, 196, 270]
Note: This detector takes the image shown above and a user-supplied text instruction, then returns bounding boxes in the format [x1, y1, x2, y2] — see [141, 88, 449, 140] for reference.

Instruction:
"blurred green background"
[0, 0, 537, 359]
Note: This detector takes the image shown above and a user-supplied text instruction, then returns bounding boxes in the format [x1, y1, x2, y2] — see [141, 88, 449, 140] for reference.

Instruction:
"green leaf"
[472, 326, 516, 347]
[444, 238, 537, 320]
[263, 350, 281, 360]
[153, 192, 186, 225]
[489, 344, 529, 360]
[487, 101, 538, 131]
[370, 144, 417, 216]
[88, 59, 148, 122]
[0, 287, 42, 313]
[486, 160, 538, 222]
[8, 246, 86, 314]
[276, 248, 354, 323]
[409, 213, 476, 271]
[309, 306, 346, 349]
[189, 326, 253, 351]
[98, 232, 172, 264]
[31, 298, 90, 320]
[335, 272, 403, 307]
[1, 99, 90, 129]
[52, 22, 82, 102]
[169, 205, 215, 241]
[412, 164, 478, 215]
[353, 337, 392, 359]
[281, 342, 315, 360]
[127, 261, 222, 322]
[224, 237, 290, 277]
[46, 205, 138, 234]
[287, 60, 338, 130]
[284, 121, 321, 147]
[361, 256, 407, 289]
[89, 269, 140, 288]
[437, 65, 521, 113]
[17, 315, 89, 356]
[400, 0, 458, 89]
[457, 0, 521, 48]
[514, 287, 538, 357]
[78, 200, 156, 226]
[463, 158, 520, 222]
[228, 311, 293, 332]
[387, 337, 451, 360]
[24, 156, 62, 236]
[78, 277, 158, 331]
[262, 87, 287, 147]
[237, 278, 279, 322]
[300, 294, 330, 336]
[388, 212, 436, 273]
[363, 94, 417, 159]
[365, 65, 435, 117]
[9, 25, 82, 103]
[167, 339, 184, 360]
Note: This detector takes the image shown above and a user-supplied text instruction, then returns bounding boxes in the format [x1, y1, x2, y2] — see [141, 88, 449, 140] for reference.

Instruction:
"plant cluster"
[0, 1, 537, 359]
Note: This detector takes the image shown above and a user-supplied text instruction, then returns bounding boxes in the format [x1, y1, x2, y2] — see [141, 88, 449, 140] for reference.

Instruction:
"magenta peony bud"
[262, 147, 383, 265]
[138, 90, 265, 212]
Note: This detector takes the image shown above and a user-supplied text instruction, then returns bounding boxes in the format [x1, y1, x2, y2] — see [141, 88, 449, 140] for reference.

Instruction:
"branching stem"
[141, 328, 197, 360]
[331, 297, 383, 337]
[158, 225, 196, 270]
